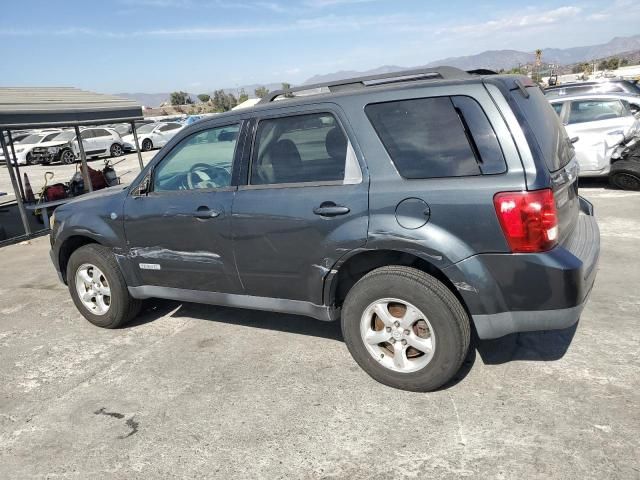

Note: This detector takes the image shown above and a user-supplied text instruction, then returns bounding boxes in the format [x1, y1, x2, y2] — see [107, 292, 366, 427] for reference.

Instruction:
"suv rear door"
[231, 105, 369, 305]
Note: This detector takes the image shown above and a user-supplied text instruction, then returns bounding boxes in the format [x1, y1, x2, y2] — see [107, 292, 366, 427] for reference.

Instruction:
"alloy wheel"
[360, 298, 436, 373]
[75, 263, 111, 315]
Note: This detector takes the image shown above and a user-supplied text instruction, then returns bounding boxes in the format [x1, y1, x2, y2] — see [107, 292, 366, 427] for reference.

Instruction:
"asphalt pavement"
[0, 181, 638, 479]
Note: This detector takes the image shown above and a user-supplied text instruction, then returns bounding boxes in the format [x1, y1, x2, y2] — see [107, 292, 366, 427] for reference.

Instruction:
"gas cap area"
[395, 198, 431, 229]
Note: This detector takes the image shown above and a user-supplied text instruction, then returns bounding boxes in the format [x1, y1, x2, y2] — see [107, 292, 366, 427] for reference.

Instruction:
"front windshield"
[136, 124, 156, 134]
[18, 134, 44, 144]
[54, 130, 76, 141]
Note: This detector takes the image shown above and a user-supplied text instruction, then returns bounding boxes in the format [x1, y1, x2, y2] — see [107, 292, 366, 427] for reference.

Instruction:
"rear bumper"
[471, 289, 591, 339]
[445, 197, 600, 339]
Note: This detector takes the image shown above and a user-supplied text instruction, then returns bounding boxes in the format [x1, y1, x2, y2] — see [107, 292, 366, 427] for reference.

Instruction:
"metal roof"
[0, 87, 143, 129]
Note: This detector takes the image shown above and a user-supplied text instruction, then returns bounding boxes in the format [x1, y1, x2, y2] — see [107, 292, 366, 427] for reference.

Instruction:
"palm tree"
[534, 49, 543, 83]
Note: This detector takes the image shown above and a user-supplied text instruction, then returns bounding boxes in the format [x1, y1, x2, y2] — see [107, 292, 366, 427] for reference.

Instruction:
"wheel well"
[331, 250, 467, 310]
[59, 236, 99, 283]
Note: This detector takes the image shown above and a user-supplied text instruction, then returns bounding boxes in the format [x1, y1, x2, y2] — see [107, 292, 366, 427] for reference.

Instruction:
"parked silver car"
[550, 94, 640, 189]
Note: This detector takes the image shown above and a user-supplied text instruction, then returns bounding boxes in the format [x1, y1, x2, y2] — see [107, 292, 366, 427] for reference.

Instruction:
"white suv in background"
[122, 122, 184, 152]
[550, 94, 640, 189]
[30, 127, 125, 165]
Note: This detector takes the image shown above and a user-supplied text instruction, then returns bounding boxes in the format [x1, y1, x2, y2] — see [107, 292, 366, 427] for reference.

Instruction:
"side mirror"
[570, 136, 579, 144]
[133, 176, 150, 196]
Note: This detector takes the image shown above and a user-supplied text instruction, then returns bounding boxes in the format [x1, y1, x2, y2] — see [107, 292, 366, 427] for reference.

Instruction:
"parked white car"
[30, 127, 125, 165]
[0, 130, 61, 165]
[550, 94, 640, 189]
[121, 122, 184, 152]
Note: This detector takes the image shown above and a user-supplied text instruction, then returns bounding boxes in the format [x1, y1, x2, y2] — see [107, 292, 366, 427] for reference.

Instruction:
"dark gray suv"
[49, 68, 600, 391]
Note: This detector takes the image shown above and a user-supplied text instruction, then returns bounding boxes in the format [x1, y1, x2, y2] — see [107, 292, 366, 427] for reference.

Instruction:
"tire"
[141, 139, 153, 152]
[67, 244, 142, 328]
[110, 143, 123, 157]
[60, 149, 76, 165]
[609, 160, 640, 191]
[341, 266, 470, 392]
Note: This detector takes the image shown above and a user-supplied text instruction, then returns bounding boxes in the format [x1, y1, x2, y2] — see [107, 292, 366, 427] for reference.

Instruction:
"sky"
[0, 0, 638, 93]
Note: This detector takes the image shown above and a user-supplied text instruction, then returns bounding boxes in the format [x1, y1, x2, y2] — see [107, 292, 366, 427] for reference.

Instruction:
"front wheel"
[609, 159, 640, 191]
[141, 139, 153, 152]
[60, 149, 76, 165]
[67, 244, 142, 328]
[25, 153, 35, 165]
[341, 266, 470, 392]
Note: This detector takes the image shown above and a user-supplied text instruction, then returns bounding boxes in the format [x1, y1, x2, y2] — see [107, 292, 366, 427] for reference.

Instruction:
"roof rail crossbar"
[259, 66, 470, 104]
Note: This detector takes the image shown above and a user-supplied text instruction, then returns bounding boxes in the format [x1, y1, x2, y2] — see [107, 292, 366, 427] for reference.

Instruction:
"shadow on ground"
[129, 299, 578, 388]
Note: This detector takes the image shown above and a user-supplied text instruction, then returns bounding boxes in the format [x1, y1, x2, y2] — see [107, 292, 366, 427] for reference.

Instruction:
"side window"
[568, 99, 629, 124]
[80, 130, 94, 139]
[250, 112, 357, 185]
[92, 129, 110, 138]
[153, 124, 239, 192]
[552, 103, 563, 116]
[365, 97, 482, 179]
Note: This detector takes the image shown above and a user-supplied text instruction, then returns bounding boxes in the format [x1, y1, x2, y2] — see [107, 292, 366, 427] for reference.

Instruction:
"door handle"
[194, 206, 220, 219]
[313, 202, 350, 217]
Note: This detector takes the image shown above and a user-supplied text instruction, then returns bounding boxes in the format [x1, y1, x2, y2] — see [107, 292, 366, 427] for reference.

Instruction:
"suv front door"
[123, 123, 243, 293]
[232, 108, 369, 305]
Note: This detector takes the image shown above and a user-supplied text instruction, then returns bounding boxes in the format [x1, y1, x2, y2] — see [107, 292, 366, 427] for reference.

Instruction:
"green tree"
[211, 90, 238, 112]
[197, 93, 211, 103]
[238, 88, 249, 104]
[170, 91, 190, 105]
[598, 60, 609, 71]
[255, 86, 270, 98]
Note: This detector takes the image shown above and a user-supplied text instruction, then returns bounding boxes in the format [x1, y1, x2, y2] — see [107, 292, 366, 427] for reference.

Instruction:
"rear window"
[365, 96, 505, 179]
[511, 86, 572, 172]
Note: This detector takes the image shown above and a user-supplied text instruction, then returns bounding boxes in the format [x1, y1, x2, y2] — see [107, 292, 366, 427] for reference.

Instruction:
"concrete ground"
[0, 181, 638, 479]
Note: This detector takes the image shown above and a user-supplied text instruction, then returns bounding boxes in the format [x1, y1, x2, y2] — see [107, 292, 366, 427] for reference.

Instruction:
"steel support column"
[130, 121, 144, 170]
[74, 126, 92, 193]
[7, 131, 25, 201]
[0, 130, 31, 235]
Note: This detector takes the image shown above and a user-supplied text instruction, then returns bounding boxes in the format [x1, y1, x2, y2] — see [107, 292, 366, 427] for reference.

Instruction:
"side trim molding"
[128, 285, 340, 321]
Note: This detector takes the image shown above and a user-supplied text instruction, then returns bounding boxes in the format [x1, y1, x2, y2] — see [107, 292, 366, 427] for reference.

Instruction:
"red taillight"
[493, 189, 558, 253]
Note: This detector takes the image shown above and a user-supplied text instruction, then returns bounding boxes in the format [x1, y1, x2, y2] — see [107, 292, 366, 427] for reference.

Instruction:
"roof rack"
[258, 66, 471, 104]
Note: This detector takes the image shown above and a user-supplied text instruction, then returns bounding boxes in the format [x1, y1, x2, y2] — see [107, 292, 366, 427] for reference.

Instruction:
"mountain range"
[118, 34, 640, 107]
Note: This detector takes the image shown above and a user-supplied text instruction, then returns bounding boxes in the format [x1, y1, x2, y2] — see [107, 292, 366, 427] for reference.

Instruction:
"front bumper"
[50, 246, 65, 283]
[445, 198, 600, 339]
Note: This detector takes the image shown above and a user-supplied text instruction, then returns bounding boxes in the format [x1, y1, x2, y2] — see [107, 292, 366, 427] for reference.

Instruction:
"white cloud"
[443, 6, 582, 37]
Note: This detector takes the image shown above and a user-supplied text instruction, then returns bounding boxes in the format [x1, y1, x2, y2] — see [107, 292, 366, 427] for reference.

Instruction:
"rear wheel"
[67, 244, 141, 328]
[341, 266, 470, 392]
[609, 160, 640, 191]
[110, 143, 123, 157]
[141, 139, 153, 152]
[60, 149, 76, 165]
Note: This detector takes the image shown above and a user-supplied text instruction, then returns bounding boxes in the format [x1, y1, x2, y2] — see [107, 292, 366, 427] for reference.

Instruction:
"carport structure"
[0, 87, 144, 239]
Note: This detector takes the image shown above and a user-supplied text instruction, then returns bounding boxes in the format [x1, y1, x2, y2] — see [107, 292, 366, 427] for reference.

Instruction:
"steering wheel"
[187, 163, 231, 190]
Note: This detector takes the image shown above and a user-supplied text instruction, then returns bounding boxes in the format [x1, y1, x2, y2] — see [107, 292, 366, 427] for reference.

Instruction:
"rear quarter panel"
[335, 83, 526, 269]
